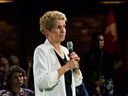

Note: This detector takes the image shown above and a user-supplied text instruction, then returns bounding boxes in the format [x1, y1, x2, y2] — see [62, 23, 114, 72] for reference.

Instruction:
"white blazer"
[33, 39, 83, 96]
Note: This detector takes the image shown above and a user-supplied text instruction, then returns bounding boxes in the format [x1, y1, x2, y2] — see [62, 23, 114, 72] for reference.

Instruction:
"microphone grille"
[67, 41, 73, 49]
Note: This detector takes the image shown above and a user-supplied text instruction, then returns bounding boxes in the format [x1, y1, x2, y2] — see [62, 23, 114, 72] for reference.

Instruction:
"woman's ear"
[44, 29, 49, 37]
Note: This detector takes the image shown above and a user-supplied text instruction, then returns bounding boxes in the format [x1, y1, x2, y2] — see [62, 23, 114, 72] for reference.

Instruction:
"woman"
[33, 11, 83, 96]
[84, 32, 115, 96]
[0, 66, 35, 96]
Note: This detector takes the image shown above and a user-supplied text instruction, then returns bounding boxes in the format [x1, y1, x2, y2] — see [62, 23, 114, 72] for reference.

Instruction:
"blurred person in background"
[8, 54, 34, 90]
[0, 56, 9, 72]
[8, 55, 20, 67]
[84, 32, 115, 96]
[0, 55, 10, 90]
[0, 65, 35, 96]
[24, 53, 34, 90]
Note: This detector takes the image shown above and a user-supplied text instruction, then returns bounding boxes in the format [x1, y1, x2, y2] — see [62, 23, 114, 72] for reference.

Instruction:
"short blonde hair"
[39, 11, 67, 36]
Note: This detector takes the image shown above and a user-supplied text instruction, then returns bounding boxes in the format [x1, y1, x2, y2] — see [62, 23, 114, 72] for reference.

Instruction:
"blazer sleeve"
[73, 70, 83, 87]
[33, 46, 60, 90]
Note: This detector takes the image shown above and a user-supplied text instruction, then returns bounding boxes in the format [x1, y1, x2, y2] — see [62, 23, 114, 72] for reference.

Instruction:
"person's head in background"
[39, 11, 67, 43]
[92, 32, 105, 49]
[0, 56, 10, 85]
[3, 65, 27, 90]
[8, 55, 20, 67]
[0, 56, 10, 73]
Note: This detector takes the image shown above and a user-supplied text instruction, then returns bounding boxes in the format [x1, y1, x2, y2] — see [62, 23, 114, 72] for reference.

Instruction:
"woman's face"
[10, 71, 23, 88]
[47, 20, 66, 44]
[94, 35, 104, 49]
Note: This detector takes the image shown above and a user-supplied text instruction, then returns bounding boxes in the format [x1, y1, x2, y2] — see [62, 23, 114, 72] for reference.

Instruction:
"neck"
[12, 86, 22, 94]
[53, 44, 61, 54]
[48, 39, 61, 54]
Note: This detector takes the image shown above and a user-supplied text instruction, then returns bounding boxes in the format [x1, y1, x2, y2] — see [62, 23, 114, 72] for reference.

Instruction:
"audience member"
[25, 54, 33, 80]
[0, 56, 10, 72]
[84, 32, 115, 96]
[0, 55, 10, 90]
[8, 55, 20, 67]
[24, 54, 34, 90]
[7, 54, 34, 90]
[0, 65, 35, 96]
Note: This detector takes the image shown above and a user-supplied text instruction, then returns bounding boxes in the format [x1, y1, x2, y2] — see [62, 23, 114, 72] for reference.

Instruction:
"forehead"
[0, 57, 8, 64]
[96, 35, 104, 39]
[11, 71, 22, 77]
[54, 20, 65, 25]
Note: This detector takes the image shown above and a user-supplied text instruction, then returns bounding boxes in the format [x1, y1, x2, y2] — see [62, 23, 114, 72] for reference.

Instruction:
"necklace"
[91, 50, 104, 80]
[54, 47, 64, 59]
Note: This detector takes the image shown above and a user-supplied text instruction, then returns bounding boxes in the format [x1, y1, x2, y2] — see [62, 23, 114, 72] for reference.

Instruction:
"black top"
[84, 49, 115, 81]
[54, 50, 72, 96]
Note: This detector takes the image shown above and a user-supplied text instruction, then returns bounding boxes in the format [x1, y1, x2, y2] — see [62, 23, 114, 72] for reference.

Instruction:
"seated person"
[0, 55, 10, 90]
[8, 55, 20, 66]
[0, 65, 35, 96]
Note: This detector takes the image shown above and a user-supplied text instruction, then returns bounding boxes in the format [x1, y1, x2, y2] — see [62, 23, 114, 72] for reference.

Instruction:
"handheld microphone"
[67, 41, 73, 56]
[67, 41, 76, 71]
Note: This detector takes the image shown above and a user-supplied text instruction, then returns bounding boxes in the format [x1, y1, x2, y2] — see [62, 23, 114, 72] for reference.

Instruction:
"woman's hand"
[68, 52, 80, 64]
[65, 59, 78, 70]
[57, 52, 81, 79]
[57, 58, 78, 79]
[68, 52, 80, 74]
[94, 78, 105, 87]
[95, 86, 100, 95]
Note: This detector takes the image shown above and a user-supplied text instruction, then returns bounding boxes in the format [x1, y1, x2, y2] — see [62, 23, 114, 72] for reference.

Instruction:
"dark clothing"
[27, 66, 34, 90]
[0, 83, 4, 90]
[84, 49, 114, 96]
[84, 49, 114, 81]
[54, 50, 72, 96]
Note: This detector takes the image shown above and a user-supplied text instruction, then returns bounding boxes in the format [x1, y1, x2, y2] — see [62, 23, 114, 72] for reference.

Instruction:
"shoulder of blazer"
[35, 39, 54, 52]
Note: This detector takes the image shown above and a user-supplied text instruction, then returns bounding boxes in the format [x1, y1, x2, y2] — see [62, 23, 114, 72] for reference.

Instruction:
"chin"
[60, 38, 65, 42]
[19, 83, 23, 86]
[61, 40, 65, 42]
[99, 47, 103, 49]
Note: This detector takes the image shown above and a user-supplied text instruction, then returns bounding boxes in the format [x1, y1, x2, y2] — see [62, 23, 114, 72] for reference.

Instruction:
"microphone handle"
[68, 49, 76, 72]
[68, 49, 73, 56]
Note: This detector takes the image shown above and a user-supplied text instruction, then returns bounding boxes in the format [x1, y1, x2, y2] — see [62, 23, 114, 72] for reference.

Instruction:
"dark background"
[0, 0, 128, 95]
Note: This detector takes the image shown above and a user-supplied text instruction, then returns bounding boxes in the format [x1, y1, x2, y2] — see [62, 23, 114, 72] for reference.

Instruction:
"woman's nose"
[61, 27, 66, 33]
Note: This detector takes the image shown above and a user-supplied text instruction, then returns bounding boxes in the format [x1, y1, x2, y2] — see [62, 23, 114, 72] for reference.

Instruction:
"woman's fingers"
[66, 59, 79, 70]
[68, 52, 80, 62]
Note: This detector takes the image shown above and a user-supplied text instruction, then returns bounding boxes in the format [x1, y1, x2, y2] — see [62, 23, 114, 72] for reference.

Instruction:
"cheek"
[11, 79, 17, 85]
[95, 42, 99, 45]
[101, 41, 104, 45]
[21, 77, 24, 82]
